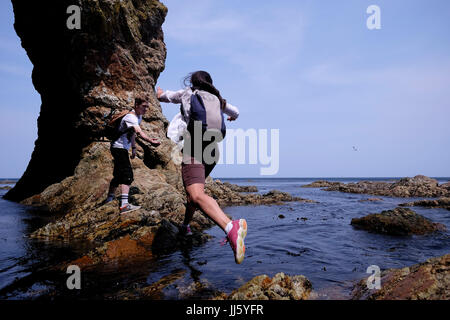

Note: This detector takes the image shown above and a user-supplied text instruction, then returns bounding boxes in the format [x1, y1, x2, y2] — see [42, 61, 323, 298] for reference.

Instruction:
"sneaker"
[180, 224, 193, 236]
[119, 203, 141, 214]
[225, 219, 247, 264]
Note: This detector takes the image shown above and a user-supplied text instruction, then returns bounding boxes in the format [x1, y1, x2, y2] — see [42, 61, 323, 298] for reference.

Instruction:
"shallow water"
[0, 178, 449, 299]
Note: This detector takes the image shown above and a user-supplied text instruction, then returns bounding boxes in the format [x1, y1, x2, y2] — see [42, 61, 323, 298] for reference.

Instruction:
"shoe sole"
[120, 206, 141, 215]
[235, 219, 247, 264]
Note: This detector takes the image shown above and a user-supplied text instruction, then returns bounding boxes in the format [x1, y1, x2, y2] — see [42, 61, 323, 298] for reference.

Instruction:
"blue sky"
[1, 0, 449, 178]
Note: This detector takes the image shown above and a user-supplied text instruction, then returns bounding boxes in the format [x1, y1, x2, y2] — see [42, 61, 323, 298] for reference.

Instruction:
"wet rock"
[303, 175, 449, 198]
[220, 272, 312, 300]
[359, 198, 383, 202]
[151, 219, 211, 255]
[399, 197, 450, 211]
[301, 181, 341, 188]
[206, 186, 317, 207]
[110, 269, 187, 300]
[350, 207, 446, 236]
[219, 181, 258, 193]
[352, 254, 450, 300]
[67, 230, 157, 271]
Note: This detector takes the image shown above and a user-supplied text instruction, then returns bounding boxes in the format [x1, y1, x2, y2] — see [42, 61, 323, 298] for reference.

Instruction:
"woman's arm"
[223, 102, 240, 121]
[157, 87, 184, 104]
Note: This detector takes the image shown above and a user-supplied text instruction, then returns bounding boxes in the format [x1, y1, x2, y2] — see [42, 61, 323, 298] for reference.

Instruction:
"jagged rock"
[352, 254, 450, 300]
[5, 0, 170, 202]
[219, 272, 312, 300]
[303, 175, 449, 198]
[67, 228, 158, 270]
[301, 181, 341, 188]
[108, 269, 187, 300]
[151, 219, 211, 255]
[206, 183, 317, 207]
[399, 197, 450, 211]
[219, 181, 258, 193]
[350, 207, 446, 236]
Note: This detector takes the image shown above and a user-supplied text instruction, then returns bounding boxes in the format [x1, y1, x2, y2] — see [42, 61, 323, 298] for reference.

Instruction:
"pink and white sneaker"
[225, 219, 247, 264]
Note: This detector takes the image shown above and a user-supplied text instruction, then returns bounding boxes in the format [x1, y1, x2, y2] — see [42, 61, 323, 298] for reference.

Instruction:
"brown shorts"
[181, 159, 216, 188]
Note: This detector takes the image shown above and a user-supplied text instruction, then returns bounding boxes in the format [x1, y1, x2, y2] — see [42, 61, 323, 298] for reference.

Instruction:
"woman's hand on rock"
[156, 87, 163, 99]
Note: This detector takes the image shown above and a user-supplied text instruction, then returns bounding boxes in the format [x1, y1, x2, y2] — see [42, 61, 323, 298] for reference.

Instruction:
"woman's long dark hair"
[184, 71, 226, 110]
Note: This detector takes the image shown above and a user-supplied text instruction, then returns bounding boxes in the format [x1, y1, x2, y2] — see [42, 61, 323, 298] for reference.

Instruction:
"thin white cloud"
[163, 0, 307, 79]
[302, 60, 450, 98]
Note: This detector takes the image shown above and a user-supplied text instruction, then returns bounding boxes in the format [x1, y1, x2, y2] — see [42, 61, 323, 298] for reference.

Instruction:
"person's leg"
[119, 184, 130, 207]
[185, 183, 231, 231]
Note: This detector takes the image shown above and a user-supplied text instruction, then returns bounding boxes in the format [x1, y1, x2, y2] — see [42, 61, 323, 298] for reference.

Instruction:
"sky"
[0, 0, 449, 178]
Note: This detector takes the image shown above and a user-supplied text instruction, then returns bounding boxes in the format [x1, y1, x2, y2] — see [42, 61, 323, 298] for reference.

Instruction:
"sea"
[0, 177, 449, 299]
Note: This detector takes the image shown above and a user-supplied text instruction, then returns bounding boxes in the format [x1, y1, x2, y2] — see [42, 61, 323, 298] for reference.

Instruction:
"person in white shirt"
[106, 97, 160, 214]
[157, 71, 248, 264]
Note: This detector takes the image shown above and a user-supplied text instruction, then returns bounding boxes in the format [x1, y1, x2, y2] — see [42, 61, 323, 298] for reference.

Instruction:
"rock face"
[218, 273, 312, 300]
[351, 207, 446, 236]
[399, 197, 450, 211]
[5, 0, 169, 202]
[302, 175, 450, 198]
[352, 254, 450, 300]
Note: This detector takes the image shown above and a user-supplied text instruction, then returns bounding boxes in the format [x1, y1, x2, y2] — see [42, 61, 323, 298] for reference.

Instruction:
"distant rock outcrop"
[399, 197, 450, 211]
[352, 254, 450, 300]
[302, 175, 450, 198]
[351, 207, 446, 236]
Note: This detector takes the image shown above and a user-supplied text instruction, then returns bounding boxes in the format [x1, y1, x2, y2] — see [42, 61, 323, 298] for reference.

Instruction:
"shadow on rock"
[151, 219, 211, 256]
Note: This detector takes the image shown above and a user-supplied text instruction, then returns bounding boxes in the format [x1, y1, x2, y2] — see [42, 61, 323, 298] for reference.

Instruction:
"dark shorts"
[181, 158, 216, 188]
[111, 147, 133, 186]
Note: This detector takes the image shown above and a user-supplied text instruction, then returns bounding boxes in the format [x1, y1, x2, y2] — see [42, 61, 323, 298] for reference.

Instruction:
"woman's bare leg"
[185, 183, 231, 231]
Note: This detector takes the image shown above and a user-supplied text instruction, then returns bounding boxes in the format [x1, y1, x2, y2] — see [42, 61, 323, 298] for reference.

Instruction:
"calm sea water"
[1, 177, 449, 299]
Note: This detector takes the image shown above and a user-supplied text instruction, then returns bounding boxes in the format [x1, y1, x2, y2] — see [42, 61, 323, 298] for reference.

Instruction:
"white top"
[159, 87, 240, 121]
[111, 113, 142, 150]
[160, 88, 239, 146]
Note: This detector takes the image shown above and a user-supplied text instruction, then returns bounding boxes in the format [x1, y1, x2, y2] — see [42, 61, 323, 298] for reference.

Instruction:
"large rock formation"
[352, 254, 450, 300]
[302, 175, 450, 198]
[5, 0, 170, 202]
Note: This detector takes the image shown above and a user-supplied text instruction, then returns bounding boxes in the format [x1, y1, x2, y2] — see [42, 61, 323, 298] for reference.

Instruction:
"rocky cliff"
[5, 0, 170, 202]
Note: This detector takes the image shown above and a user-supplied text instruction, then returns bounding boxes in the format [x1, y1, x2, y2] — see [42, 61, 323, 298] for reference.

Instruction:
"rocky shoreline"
[351, 254, 450, 300]
[399, 197, 450, 211]
[302, 175, 450, 198]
